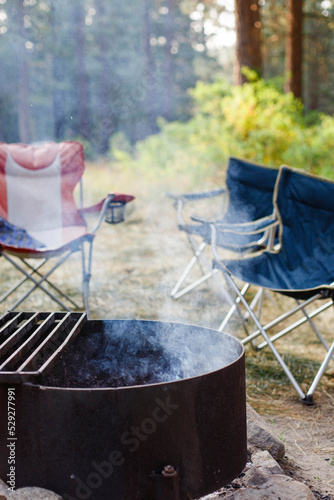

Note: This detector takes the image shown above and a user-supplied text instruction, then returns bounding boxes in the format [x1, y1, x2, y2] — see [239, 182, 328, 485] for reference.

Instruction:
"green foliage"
[111, 117, 219, 184]
[116, 75, 334, 182]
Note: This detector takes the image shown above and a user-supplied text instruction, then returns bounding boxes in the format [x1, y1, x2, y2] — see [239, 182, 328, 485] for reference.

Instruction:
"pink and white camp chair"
[0, 141, 134, 317]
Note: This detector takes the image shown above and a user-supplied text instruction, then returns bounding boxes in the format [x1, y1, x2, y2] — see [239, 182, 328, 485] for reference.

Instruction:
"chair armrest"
[190, 214, 221, 224]
[192, 214, 277, 234]
[79, 193, 135, 216]
[210, 216, 279, 260]
[215, 215, 278, 234]
[167, 188, 226, 227]
[166, 188, 225, 202]
[79, 200, 105, 215]
[85, 193, 135, 233]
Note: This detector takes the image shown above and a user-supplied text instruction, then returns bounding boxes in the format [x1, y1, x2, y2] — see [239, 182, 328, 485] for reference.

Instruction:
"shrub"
[112, 73, 334, 183]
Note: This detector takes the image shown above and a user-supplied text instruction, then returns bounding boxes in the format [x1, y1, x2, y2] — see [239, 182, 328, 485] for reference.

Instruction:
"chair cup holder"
[105, 201, 126, 224]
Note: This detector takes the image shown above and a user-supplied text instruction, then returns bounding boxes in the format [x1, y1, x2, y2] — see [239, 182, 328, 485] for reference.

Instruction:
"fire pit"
[0, 312, 246, 500]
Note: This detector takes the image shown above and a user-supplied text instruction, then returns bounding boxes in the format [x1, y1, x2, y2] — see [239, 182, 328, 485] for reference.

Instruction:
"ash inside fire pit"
[44, 321, 182, 387]
[42, 319, 241, 388]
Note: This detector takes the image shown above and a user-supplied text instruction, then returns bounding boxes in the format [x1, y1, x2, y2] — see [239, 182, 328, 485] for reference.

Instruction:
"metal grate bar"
[0, 311, 87, 383]
[17, 312, 74, 372]
[37, 312, 87, 375]
[0, 312, 41, 361]
[0, 311, 36, 337]
[0, 312, 57, 371]
[0, 311, 21, 329]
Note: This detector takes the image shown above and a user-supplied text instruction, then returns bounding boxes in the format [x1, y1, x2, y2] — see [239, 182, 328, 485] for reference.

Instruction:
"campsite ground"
[1, 161, 334, 498]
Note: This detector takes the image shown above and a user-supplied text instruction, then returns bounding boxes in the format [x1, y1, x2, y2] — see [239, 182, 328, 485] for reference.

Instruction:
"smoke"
[42, 319, 243, 388]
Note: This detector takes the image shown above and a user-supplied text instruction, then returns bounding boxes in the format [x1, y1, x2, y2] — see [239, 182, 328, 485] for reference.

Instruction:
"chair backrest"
[0, 141, 86, 233]
[224, 157, 279, 223]
[274, 165, 334, 282]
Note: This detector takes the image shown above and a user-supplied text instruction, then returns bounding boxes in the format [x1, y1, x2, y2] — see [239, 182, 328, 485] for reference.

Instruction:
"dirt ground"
[266, 399, 334, 499]
[1, 169, 334, 498]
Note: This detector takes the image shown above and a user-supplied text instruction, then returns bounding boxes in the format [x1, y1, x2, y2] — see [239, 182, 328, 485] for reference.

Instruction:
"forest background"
[1, 3, 334, 495]
[1, 0, 334, 181]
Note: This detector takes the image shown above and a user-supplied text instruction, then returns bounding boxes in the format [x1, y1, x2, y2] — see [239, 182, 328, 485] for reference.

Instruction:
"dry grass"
[1, 159, 334, 418]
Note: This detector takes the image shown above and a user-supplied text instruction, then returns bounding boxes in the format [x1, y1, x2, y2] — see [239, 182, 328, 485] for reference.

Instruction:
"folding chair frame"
[210, 165, 334, 403]
[167, 158, 280, 301]
[0, 193, 133, 318]
[0, 142, 135, 318]
[167, 188, 226, 299]
[211, 218, 279, 335]
[221, 270, 334, 403]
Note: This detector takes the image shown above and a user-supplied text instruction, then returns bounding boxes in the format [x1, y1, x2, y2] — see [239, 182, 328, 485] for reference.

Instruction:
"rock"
[196, 494, 221, 500]
[251, 449, 283, 475]
[8, 487, 62, 499]
[0, 478, 8, 499]
[0, 480, 7, 490]
[246, 403, 285, 459]
[198, 405, 316, 500]
[224, 475, 317, 499]
[242, 467, 269, 487]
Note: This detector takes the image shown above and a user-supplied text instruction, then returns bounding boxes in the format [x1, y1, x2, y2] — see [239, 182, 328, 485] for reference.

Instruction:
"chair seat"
[181, 221, 269, 252]
[30, 225, 89, 248]
[216, 248, 334, 300]
[1, 226, 94, 259]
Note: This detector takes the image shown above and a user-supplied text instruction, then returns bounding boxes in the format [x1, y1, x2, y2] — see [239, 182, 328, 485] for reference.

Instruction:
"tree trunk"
[307, 45, 318, 110]
[50, 2, 66, 140]
[95, 1, 116, 154]
[234, 0, 262, 85]
[52, 56, 66, 140]
[17, 1, 31, 143]
[143, 0, 157, 134]
[285, 0, 303, 99]
[73, 3, 91, 140]
[164, 0, 174, 120]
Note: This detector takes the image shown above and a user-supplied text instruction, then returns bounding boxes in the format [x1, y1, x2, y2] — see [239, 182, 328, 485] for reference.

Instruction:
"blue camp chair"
[212, 165, 334, 403]
[167, 157, 279, 301]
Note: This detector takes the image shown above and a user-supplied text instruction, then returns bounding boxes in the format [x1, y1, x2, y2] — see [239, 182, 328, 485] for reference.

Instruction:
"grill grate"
[0, 311, 87, 383]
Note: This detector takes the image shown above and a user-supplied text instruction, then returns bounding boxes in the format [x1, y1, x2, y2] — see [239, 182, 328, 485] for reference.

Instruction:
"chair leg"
[242, 293, 325, 346]
[1, 252, 80, 311]
[242, 288, 265, 340]
[218, 281, 269, 347]
[182, 240, 236, 306]
[81, 240, 93, 319]
[297, 300, 333, 353]
[225, 272, 306, 400]
[305, 339, 334, 403]
[255, 299, 333, 350]
[171, 234, 234, 304]
[0, 259, 47, 304]
[171, 241, 216, 299]
[22, 259, 79, 308]
[218, 283, 251, 331]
